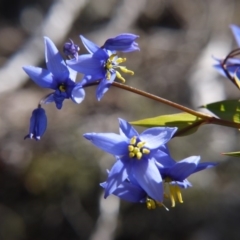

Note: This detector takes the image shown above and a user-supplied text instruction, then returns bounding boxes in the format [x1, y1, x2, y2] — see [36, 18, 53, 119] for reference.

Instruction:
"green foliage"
[130, 112, 204, 136]
[222, 151, 240, 157]
[201, 100, 240, 123]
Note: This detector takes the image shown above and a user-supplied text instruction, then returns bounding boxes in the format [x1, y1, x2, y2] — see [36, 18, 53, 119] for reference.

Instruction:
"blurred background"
[0, 0, 240, 239]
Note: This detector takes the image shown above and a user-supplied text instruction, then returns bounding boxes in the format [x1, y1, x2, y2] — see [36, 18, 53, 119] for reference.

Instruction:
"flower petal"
[23, 66, 57, 89]
[167, 156, 200, 181]
[133, 160, 163, 202]
[230, 24, 240, 47]
[110, 181, 146, 202]
[71, 84, 85, 104]
[44, 37, 69, 81]
[118, 118, 139, 138]
[140, 127, 177, 149]
[67, 54, 105, 76]
[96, 73, 116, 100]
[83, 132, 128, 155]
[193, 162, 218, 174]
[80, 35, 100, 53]
[104, 159, 129, 198]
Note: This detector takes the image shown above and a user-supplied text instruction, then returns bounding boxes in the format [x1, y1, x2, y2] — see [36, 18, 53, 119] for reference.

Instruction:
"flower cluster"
[23, 34, 139, 139]
[22, 30, 219, 210]
[84, 119, 217, 209]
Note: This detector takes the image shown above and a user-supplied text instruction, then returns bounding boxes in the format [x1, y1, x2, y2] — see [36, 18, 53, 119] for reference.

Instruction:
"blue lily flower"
[103, 33, 140, 52]
[84, 119, 177, 202]
[24, 106, 47, 140]
[155, 149, 217, 207]
[23, 37, 85, 109]
[67, 35, 135, 100]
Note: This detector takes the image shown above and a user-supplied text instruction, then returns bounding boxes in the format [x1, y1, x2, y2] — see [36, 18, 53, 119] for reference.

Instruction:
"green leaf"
[201, 99, 240, 123]
[222, 151, 240, 158]
[130, 112, 204, 136]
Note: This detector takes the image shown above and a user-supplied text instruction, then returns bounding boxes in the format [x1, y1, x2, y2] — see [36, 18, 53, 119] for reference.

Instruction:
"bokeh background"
[0, 0, 240, 239]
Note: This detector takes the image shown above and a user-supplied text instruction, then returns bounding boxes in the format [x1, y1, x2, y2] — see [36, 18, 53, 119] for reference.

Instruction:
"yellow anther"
[136, 152, 142, 160]
[129, 152, 135, 158]
[142, 148, 150, 154]
[128, 145, 134, 152]
[133, 147, 140, 154]
[175, 185, 183, 204]
[169, 185, 176, 208]
[116, 57, 126, 64]
[137, 141, 145, 148]
[106, 71, 111, 80]
[130, 136, 137, 145]
[119, 66, 134, 75]
[146, 198, 156, 210]
[116, 71, 126, 83]
[59, 85, 66, 92]
[108, 54, 117, 62]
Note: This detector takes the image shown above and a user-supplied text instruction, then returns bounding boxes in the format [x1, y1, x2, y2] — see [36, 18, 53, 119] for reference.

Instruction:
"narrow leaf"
[201, 100, 240, 123]
[222, 151, 240, 157]
[130, 112, 204, 137]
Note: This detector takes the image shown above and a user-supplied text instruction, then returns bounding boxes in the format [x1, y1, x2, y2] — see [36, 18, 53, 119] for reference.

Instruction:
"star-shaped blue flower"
[23, 37, 85, 109]
[67, 35, 135, 100]
[84, 119, 177, 202]
[155, 148, 217, 207]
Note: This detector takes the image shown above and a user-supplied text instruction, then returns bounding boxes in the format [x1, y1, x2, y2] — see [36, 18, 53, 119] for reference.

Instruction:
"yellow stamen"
[116, 71, 126, 83]
[133, 147, 140, 154]
[142, 148, 150, 154]
[119, 66, 134, 75]
[59, 85, 66, 92]
[175, 185, 183, 203]
[146, 198, 156, 210]
[137, 141, 145, 148]
[106, 71, 111, 80]
[116, 57, 126, 64]
[130, 136, 137, 145]
[169, 185, 176, 208]
[128, 145, 134, 152]
[129, 152, 135, 158]
[136, 152, 142, 160]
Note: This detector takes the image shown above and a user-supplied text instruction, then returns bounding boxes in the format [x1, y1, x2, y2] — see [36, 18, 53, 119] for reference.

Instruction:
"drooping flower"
[23, 37, 85, 109]
[155, 149, 217, 207]
[67, 35, 136, 100]
[24, 106, 47, 140]
[84, 119, 177, 202]
[63, 39, 80, 60]
[213, 25, 240, 86]
[100, 167, 168, 210]
[103, 33, 139, 52]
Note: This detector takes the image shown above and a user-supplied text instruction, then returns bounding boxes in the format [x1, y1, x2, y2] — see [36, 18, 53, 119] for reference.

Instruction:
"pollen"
[59, 84, 66, 92]
[105, 54, 134, 83]
[128, 136, 150, 160]
[165, 182, 184, 208]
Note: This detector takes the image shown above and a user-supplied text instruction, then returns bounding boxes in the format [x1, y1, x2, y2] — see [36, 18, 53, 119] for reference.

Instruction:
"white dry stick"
[0, 0, 88, 94]
[90, 193, 120, 240]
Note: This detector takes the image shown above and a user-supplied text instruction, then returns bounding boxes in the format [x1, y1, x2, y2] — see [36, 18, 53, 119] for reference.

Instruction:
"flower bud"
[63, 39, 80, 59]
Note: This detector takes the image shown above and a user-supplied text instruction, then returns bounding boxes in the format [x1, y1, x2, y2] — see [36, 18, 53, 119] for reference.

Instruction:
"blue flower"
[67, 35, 135, 100]
[23, 37, 85, 109]
[155, 149, 217, 207]
[84, 119, 177, 202]
[213, 25, 240, 83]
[63, 39, 80, 60]
[103, 33, 139, 52]
[24, 106, 47, 140]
